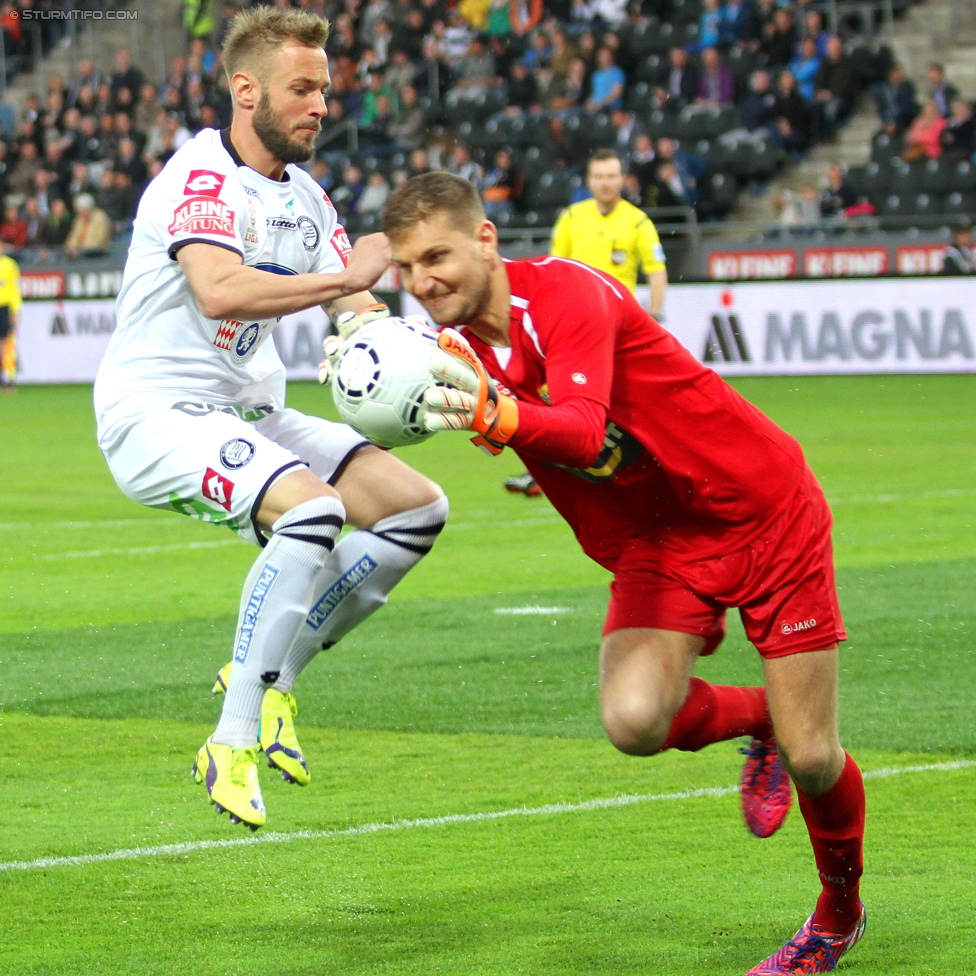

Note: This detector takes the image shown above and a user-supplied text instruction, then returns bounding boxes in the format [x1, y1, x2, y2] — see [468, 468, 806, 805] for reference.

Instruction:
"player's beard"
[252, 91, 320, 164]
[427, 260, 492, 326]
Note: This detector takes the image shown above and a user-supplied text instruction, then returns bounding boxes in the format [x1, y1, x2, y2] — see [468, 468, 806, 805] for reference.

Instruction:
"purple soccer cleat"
[744, 904, 867, 974]
[740, 737, 792, 838]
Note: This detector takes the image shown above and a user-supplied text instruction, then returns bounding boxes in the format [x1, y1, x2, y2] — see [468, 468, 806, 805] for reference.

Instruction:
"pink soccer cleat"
[740, 737, 792, 838]
[744, 904, 867, 974]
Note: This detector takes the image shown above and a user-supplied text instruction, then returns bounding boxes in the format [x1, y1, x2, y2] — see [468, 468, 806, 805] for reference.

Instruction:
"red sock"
[662, 677, 772, 752]
[797, 752, 865, 935]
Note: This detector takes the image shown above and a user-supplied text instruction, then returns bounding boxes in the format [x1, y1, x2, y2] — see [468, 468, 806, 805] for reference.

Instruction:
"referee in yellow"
[504, 148, 668, 496]
[0, 240, 21, 390]
[551, 148, 668, 318]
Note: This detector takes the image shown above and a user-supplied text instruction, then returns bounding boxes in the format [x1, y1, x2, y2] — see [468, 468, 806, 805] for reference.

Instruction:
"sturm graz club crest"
[296, 215, 319, 251]
[220, 438, 255, 469]
[703, 313, 752, 363]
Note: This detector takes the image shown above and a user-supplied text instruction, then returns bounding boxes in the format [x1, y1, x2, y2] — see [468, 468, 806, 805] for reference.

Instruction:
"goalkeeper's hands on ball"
[424, 328, 519, 456]
[317, 302, 390, 385]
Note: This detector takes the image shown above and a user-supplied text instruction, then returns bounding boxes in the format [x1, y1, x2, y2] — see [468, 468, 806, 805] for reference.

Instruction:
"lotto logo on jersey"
[330, 226, 352, 265]
[168, 197, 236, 238]
[202, 467, 234, 511]
[183, 170, 225, 197]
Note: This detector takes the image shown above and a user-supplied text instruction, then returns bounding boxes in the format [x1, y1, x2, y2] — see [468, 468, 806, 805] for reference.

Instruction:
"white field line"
[3, 486, 974, 537]
[494, 606, 574, 615]
[1, 759, 972, 875]
[1, 516, 566, 562]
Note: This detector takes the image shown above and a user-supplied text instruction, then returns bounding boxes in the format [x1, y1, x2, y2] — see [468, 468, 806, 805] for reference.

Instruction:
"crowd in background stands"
[0, 0, 972, 258]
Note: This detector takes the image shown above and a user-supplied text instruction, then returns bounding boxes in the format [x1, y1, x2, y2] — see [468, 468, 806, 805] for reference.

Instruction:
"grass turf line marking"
[2, 759, 972, 874]
[494, 606, 574, 615]
[2, 489, 974, 535]
[33, 540, 240, 561]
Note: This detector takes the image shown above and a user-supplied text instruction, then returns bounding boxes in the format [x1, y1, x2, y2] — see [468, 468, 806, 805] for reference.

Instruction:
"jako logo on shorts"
[306, 556, 378, 630]
[235, 565, 280, 663]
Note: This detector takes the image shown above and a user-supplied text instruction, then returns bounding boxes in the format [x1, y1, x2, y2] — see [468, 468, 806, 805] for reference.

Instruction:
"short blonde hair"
[384, 172, 485, 242]
[222, 7, 330, 89]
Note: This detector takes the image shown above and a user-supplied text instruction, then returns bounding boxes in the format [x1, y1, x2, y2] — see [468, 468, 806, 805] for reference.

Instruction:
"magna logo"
[183, 170, 225, 197]
[781, 618, 817, 635]
[703, 313, 751, 363]
[169, 197, 236, 238]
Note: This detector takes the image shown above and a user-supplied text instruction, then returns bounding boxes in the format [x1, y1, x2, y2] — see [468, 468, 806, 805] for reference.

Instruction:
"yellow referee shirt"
[549, 198, 666, 292]
[0, 254, 21, 313]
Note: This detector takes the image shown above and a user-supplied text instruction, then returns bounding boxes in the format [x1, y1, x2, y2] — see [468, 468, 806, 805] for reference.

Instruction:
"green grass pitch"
[1, 375, 974, 975]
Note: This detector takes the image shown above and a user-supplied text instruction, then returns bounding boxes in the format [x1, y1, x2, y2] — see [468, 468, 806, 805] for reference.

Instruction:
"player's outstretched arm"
[424, 329, 519, 456]
[176, 234, 391, 321]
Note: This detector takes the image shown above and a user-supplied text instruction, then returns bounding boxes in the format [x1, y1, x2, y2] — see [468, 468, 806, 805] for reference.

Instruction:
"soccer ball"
[332, 316, 441, 448]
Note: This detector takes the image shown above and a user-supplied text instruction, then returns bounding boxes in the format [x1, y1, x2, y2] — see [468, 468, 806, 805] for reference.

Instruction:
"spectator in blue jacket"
[694, 0, 723, 51]
[721, 0, 753, 48]
[586, 47, 626, 112]
[788, 37, 822, 102]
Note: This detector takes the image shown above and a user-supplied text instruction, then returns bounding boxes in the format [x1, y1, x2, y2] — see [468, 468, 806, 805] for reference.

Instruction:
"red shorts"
[602, 476, 846, 658]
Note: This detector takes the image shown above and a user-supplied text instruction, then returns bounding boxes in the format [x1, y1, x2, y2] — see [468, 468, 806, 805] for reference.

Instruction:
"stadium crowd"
[0, 0, 970, 258]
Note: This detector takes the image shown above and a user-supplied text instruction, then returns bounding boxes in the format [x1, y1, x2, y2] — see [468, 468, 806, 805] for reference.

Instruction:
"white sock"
[213, 495, 345, 748]
[273, 495, 448, 692]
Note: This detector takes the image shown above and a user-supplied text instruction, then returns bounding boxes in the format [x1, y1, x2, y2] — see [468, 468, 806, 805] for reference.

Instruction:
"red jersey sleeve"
[508, 259, 626, 466]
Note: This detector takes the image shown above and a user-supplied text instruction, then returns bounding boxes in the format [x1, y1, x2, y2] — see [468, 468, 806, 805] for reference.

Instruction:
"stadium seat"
[523, 144, 555, 171]
[627, 19, 664, 60]
[671, 0, 700, 25]
[880, 193, 906, 226]
[698, 172, 737, 217]
[947, 159, 976, 192]
[911, 193, 940, 218]
[890, 161, 925, 197]
[586, 113, 615, 149]
[944, 190, 976, 216]
[645, 109, 678, 140]
[843, 162, 886, 201]
[633, 56, 662, 85]
[523, 170, 581, 210]
[921, 158, 953, 195]
[871, 131, 904, 164]
[513, 208, 563, 228]
[627, 81, 654, 114]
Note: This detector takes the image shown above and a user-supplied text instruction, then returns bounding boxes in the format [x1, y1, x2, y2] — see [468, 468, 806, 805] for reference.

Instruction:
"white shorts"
[103, 401, 369, 545]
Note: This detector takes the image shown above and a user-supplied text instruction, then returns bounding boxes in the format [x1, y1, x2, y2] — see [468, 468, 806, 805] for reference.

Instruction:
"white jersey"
[95, 127, 351, 450]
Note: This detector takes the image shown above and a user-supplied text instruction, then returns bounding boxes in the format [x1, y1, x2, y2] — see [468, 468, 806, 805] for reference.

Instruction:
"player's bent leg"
[600, 627, 774, 758]
[753, 646, 867, 971]
[599, 628, 703, 755]
[269, 447, 448, 695]
[331, 444, 444, 528]
[208, 482, 345, 813]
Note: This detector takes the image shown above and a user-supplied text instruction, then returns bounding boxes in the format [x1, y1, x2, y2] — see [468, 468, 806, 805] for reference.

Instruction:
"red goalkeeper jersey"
[462, 257, 813, 570]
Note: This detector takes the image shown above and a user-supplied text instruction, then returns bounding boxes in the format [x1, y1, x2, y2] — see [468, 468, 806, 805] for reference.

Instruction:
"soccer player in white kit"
[94, 7, 448, 830]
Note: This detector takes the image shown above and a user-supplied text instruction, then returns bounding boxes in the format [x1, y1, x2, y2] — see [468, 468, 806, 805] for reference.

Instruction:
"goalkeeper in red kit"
[381, 173, 866, 976]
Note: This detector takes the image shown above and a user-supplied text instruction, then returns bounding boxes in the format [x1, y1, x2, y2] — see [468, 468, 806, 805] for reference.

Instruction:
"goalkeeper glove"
[424, 328, 519, 456]
[318, 302, 390, 385]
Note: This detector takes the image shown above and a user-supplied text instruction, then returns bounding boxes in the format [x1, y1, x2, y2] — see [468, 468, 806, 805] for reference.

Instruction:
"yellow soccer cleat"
[260, 689, 311, 786]
[191, 739, 266, 831]
[210, 662, 310, 786]
[212, 661, 233, 695]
